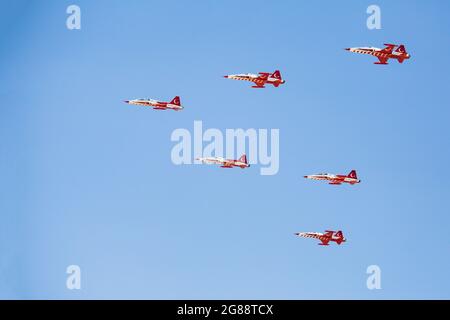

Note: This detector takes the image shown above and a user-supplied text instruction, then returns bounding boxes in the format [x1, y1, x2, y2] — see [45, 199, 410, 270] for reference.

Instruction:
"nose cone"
[223, 75, 229, 78]
[124, 100, 129, 103]
[345, 48, 350, 51]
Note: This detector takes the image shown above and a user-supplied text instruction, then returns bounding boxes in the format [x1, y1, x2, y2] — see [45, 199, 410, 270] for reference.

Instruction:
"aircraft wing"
[329, 181, 342, 185]
[376, 56, 389, 64]
[219, 160, 234, 167]
[252, 74, 268, 87]
[257, 73, 269, 81]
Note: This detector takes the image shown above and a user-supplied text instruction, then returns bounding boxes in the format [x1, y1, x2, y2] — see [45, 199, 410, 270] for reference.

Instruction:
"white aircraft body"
[196, 154, 250, 169]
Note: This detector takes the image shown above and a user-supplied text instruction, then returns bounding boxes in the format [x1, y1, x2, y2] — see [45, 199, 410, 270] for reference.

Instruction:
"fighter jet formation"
[196, 154, 250, 169]
[224, 70, 285, 88]
[124, 40, 411, 248]
[304, 170, 361, 185]
[345, 43, 410, 65]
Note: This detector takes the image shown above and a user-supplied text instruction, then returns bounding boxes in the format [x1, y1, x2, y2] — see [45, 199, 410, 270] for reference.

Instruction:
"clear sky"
[1, 0, 449, 299]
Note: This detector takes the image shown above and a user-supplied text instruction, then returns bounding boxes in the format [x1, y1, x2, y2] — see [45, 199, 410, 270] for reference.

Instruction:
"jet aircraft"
[345, 44, 410, 64]
[295, 230, 346, 246]
[196, 154, 250, 169]
[304, 170, 361, 185]
[224, 70, 285, 88]
[124, 96, 183, 111]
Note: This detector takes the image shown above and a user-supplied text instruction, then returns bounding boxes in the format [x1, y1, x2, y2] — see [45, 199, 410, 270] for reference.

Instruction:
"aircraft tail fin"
[396, 45, 408, 63]
[270, 70, 282, 80]
[335, 230, 345, 244]
[238, 154, 248, 164]
[170, 96, 181, 106]
[347, 170, 357, 179]
[395, 44, 407, 54]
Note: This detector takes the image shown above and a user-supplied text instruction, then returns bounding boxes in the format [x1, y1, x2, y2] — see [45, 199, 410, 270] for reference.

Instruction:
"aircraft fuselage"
[304, 173, 360, 185]
[124, 99, 183, 111]
[346, 47, 410, 64]
[197, 156, 250, 168]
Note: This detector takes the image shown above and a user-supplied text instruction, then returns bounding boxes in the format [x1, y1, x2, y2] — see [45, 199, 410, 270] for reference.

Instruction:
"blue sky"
[1, 0, 449, 299]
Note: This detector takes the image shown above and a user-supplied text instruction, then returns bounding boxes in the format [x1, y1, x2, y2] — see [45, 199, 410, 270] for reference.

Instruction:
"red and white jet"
[345, 44, 411, 65]
[295, 230, 346, 246]
[196, 154, 250, 169]
[224, 70, 285, 88]
[304, 170, 361, 185]
[124, 96, 183, 111]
